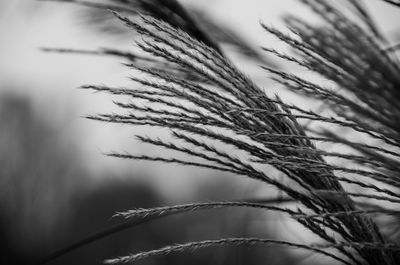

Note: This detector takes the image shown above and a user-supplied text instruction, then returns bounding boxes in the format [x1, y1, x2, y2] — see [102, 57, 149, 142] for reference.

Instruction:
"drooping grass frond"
[262, 0, 400, 183]
[104, 238, 354, 265]
[114, 201, 400, 223]
[257, 0, 400, 263]
[42, 0, 400, 264]
[113, 201, 297, 219]
[37, 196, 293, 265]
[75, 7, 400, 263]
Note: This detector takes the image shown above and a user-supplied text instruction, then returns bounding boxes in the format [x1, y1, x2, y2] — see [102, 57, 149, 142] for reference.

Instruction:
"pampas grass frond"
[40, 0, 400, 264]
[103, 238, 354, 265]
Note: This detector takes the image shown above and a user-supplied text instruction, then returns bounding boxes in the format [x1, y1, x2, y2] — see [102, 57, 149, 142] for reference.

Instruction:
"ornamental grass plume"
[40, 0, 400, 264]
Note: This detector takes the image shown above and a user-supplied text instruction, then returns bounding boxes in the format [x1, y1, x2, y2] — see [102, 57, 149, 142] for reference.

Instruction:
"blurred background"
[0, 1, 399, 264]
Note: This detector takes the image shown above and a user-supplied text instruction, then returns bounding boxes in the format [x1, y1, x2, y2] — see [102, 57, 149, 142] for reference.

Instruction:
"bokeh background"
[0, 1, 399, 264]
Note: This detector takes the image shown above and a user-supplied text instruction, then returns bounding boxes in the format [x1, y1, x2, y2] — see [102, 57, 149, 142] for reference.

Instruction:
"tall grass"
[41, 0, 400, 264]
